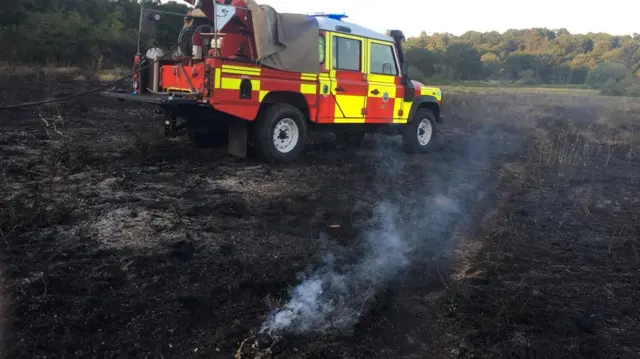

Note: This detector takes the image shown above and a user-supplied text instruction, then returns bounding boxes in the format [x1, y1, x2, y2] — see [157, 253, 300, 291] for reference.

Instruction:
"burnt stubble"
[1, 71, 639, 359]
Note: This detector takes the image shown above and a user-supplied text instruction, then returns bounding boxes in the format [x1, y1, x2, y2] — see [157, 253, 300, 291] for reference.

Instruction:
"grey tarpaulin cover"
[246, 0, 320, 74]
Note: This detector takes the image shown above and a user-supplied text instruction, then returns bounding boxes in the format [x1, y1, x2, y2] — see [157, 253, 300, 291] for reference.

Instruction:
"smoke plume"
[260, 128, 501, 334]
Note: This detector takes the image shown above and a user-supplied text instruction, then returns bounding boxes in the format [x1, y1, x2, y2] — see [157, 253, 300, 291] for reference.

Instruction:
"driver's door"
[365, 39, 403, 123]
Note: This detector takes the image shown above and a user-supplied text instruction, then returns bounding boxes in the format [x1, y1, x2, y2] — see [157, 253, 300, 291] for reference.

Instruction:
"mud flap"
[228, 119, 248, 158]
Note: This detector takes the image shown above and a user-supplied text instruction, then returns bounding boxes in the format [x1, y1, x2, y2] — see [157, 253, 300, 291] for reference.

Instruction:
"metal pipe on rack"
[213, 0, 219, 56]
[137, 1, 144, 54]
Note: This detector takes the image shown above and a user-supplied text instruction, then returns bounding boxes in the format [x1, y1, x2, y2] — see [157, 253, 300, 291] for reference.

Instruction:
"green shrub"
[586, 62, 632, 89]
[598, 75, 640, 97]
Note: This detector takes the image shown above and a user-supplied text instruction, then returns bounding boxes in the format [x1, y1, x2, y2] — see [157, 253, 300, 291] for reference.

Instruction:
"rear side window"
[332, 36, 361, 72]
[319, 35, 326, 63]
[370, 42, 398, 76]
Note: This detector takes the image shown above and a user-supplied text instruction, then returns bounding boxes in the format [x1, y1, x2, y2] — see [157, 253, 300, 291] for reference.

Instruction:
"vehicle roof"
[315, 16, 394, 43]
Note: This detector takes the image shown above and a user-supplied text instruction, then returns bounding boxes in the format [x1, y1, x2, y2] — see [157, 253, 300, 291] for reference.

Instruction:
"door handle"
[371, 89, 380, 95]
[335, 86, 345, 92]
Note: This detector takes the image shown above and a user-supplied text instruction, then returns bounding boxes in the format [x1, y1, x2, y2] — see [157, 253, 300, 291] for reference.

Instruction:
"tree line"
[0, 0, 188, 68]
[1, 0, 639, 95]
[404, 30, 640, 95]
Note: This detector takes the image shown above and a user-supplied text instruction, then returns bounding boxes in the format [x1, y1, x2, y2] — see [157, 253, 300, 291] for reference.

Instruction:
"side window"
[370, 42, 398, 76]
[332, 36, 361, 72]
[319, 35, 326, 64]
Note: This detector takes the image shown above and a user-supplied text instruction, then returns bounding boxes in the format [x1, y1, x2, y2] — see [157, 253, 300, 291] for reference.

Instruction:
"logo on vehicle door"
[382, 91, 389, 103]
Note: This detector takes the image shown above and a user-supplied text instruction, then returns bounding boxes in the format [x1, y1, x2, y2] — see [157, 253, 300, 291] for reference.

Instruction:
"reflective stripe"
[221, 78, 261, 91]
[300, 83, 317, 95]
[221, 64, 261, 75]
[301, 73, 318, 81]
[214, 68, 222, 89]
[367, 73, 395, 84]
[222, 68, 261, 75]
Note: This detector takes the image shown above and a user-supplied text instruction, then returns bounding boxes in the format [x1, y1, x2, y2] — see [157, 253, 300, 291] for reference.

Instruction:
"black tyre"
[335, 131, 365, 147]
[402, 108, 438, 153]
[254, 103, 308, 163]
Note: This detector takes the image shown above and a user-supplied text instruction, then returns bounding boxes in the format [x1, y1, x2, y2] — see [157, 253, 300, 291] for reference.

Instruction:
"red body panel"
[365, 97, 395, 123]
[219, 34, 258, 59]
[333, 71, 368, 96]
[159, 64, 205, 93]
[317, 94, 336, 123]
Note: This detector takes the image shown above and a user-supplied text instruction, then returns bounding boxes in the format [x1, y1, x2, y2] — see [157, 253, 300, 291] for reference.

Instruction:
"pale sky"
[164, 0, 638, 37]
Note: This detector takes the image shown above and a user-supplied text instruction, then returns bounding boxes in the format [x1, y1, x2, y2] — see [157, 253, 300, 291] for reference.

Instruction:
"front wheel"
[254, 103, 308, 164]
[402, 108, 438, 154]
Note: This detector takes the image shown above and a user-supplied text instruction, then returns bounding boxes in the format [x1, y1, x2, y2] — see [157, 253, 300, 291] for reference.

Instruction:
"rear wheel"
[254, 103, 308, 163]
[402, 108, 438, 153]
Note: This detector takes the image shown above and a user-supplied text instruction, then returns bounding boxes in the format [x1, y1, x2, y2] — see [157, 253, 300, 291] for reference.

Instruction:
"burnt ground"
[1, 72, 640, 359]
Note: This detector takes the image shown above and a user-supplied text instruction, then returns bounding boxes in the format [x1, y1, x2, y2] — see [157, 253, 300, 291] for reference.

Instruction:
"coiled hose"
[177, 23, 214, 56]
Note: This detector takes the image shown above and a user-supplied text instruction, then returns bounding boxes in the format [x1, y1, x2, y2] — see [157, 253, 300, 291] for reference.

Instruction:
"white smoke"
[260, 128, 502, 335]
[260, 201, 413, 333]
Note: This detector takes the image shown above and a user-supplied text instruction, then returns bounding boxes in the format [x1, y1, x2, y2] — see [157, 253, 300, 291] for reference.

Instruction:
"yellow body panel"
[333, 95, 366, 123]
[420, 86, 443, 102]
[332, 94, 366, 121]
[259, 90, 269, 101]
[396, 102, 413, 123]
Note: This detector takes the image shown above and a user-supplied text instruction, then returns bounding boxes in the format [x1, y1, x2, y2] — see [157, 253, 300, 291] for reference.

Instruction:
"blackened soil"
[1, 74, 639, 359]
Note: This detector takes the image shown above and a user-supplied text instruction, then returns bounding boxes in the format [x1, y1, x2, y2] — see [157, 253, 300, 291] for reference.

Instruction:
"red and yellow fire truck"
[101, 0, 444, 163]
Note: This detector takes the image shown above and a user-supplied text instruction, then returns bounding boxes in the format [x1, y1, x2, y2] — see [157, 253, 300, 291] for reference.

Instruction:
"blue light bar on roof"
[310, 12, 348, 20]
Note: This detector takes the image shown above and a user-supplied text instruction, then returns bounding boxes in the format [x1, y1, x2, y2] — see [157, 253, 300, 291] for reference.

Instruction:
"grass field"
[0, 70, 639, 358]
[441, 84, 600, 96]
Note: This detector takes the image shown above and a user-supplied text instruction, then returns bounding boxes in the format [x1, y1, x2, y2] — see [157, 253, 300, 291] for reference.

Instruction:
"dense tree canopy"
[0, 0, 189, 67]
[1, 0, 639, 94]
[404, 30, 640, 86]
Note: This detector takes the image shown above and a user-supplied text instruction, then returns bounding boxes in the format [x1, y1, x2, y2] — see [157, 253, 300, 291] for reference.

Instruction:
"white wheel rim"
[417, 118, 433, 146]
[273, 118, 299, 154]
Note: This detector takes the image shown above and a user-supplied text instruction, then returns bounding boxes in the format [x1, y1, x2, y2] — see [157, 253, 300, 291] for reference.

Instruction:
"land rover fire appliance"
[100, 0, 444, 164]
